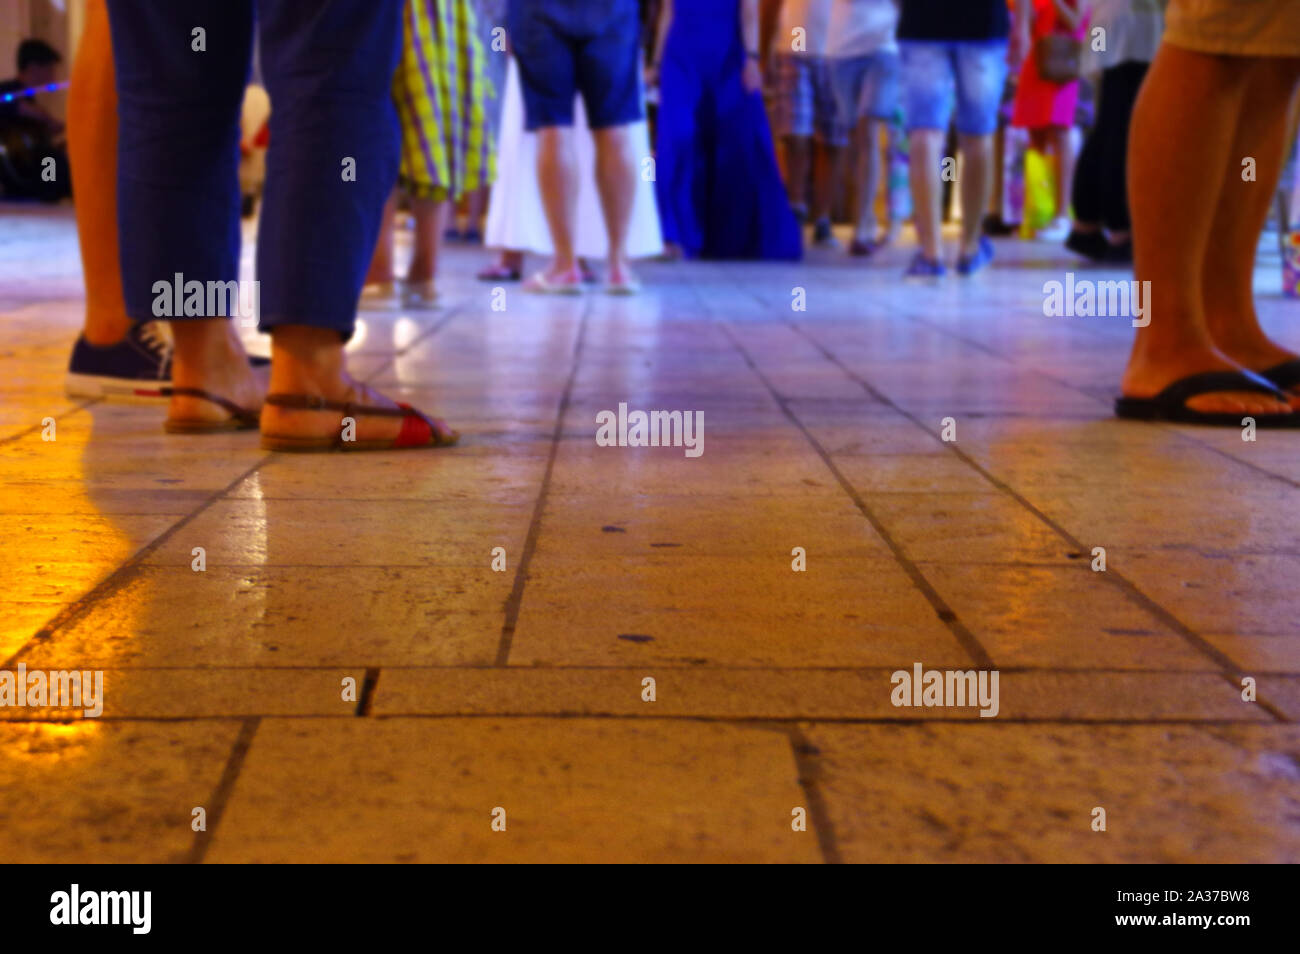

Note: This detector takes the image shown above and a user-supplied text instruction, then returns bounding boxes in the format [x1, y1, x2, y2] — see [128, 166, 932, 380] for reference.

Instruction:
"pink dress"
[1012, 0, 1087, 130]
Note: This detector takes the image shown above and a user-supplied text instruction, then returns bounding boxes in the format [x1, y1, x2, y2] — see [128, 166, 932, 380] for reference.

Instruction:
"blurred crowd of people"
[3, 0, 1300, 437]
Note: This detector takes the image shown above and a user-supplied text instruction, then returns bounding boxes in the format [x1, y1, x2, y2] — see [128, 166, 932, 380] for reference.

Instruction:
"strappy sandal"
[162, 387, 260, 433]
[260, 391, 459, 452]
[522, 271, 583, 295]
[1114, 369, 1300, 427]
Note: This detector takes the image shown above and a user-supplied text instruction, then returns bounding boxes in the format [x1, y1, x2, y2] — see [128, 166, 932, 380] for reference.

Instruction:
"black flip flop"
[1115, 369, 1300, 427]
[1259, 359, 1300, 393]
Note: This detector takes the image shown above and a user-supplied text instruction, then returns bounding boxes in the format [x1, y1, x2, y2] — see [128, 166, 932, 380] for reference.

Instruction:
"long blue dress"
[654, 0, 802, 260]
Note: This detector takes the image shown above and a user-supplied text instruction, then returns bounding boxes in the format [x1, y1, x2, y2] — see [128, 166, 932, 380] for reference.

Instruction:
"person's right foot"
[1105, 238, 1133, 264]
[167, 321, 266, 428]
[956, 236, 995, 276]
[904, 252, 946, 282]
[1064, 228, 1110, 261]
[812, 218, 840, 248]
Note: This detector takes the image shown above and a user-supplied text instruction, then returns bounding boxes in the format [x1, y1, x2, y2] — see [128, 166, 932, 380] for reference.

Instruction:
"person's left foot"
[605, 260, 640, 295]
[956, 236, 995, 276]
[812, 218, 840, 249]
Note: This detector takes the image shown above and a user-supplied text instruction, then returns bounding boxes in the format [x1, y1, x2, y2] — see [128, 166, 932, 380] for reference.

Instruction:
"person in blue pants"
[106, 0, 456, 451]
[649, 0, 801, 260]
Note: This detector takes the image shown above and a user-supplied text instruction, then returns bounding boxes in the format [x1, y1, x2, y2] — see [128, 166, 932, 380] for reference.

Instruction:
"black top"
[897, 0, 1012, 41]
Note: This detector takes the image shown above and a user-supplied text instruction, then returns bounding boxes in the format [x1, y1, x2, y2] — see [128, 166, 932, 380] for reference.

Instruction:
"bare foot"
[522, 262, 583, 293]
[168, 320, 264, 425]
[260, 325, 456, 446]
[1121, 344, 1291, 416]
[1208, 316, 1300, 406]
[606, 258, 640, 294]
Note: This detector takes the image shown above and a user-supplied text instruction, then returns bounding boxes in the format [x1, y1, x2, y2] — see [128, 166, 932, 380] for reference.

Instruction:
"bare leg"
[406, 196, 447, 285]
[364, 190, 398, 287]
[593, 124, 638, 284]
[810, 141, 844, 228]
[1051, 125, 1076, 220]
[851, 117, 885, 244]
[261, 325, 455, 443]
[67, 0, 132, 346]
[908, 129, 944, 260]
[169, 319, 261, 424]
[783, 135, 811, 214]
[535, 126, 580, 279]
[1203, 57, 1300, 378]
[956, 132, 994, 257]
[464, 186, 488, 236]
[1120, 44, 1288, 415]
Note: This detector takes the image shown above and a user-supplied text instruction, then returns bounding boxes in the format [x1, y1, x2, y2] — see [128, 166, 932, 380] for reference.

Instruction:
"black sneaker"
[1105, 238, 1133, 264]
[812, 217, 841, 249]
[66, 321, 174, 400]
[1064, 228, 1110, 261]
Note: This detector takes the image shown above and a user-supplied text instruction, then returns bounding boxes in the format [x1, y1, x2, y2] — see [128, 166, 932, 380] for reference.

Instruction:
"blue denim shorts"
[770, 54, 847, 145]
[828, 50, 902, 124]
[899, 40, 1008, 136]
[507, 0, 643, 130]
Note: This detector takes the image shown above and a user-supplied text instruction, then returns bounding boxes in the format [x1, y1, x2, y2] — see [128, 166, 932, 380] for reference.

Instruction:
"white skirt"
[484, 57, 663, 259]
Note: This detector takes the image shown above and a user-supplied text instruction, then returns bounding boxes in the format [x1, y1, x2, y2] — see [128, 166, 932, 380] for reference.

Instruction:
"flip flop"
[1114, 369, 1300, 427]
[604, 276, 641, 296]
[1259, 358, 1300, 394]
[403, 280, 440, 308]
[260, 392, 459, 452]
[522, 271, 583, 295]
[162, 387, 260, 433]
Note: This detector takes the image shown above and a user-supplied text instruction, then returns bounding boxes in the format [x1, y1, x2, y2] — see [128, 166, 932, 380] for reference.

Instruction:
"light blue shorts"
[828, 50, 902, 125]
[899, 40, 1008, 136]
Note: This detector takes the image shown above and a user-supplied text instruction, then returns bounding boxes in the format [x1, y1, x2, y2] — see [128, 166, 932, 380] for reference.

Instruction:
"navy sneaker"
[956, 236, 995, 276]
[66, 322, 268, 400]
[904, 251, 946, 282]
[66, 321, 173, 400]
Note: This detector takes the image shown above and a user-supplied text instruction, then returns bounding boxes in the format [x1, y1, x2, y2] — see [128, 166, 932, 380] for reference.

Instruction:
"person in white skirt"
[477, 56, 663, 287]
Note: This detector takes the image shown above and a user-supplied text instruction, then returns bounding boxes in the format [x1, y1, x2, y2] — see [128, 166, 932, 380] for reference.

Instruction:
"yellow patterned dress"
[393, 0, 497, 201]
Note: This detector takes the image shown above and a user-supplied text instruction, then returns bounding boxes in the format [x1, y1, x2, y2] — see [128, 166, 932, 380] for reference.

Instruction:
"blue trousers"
[106, 0, 402, 340]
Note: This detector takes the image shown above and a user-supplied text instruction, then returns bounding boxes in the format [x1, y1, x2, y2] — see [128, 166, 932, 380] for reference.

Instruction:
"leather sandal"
[260, 391, 458, 452]
[162, 387, 260, 433]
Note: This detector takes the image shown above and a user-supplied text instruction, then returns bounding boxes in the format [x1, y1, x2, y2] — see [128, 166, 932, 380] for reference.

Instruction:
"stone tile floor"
[1, 204, 1298, 862]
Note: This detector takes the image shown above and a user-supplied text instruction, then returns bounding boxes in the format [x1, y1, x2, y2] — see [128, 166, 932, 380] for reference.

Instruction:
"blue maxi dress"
[654, 0, 802, 260]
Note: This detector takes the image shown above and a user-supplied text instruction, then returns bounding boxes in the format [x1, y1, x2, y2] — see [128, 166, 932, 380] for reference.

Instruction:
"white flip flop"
[523, 271, 584, 295]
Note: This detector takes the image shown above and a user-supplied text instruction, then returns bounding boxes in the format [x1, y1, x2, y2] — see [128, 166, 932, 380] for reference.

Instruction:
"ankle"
[269, 325, 346, 393]
[171, 319, 244, 367]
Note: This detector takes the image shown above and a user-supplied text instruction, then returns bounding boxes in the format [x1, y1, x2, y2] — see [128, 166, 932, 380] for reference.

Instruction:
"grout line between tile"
[779, 310, 1290, 721]
[715, 320, 997, 671]
[494, 302, 592, 666]
[185, 716, 260, 864]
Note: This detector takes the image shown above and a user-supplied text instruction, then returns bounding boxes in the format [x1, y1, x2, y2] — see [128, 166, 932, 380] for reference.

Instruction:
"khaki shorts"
[1166, 0, 1300, 57]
